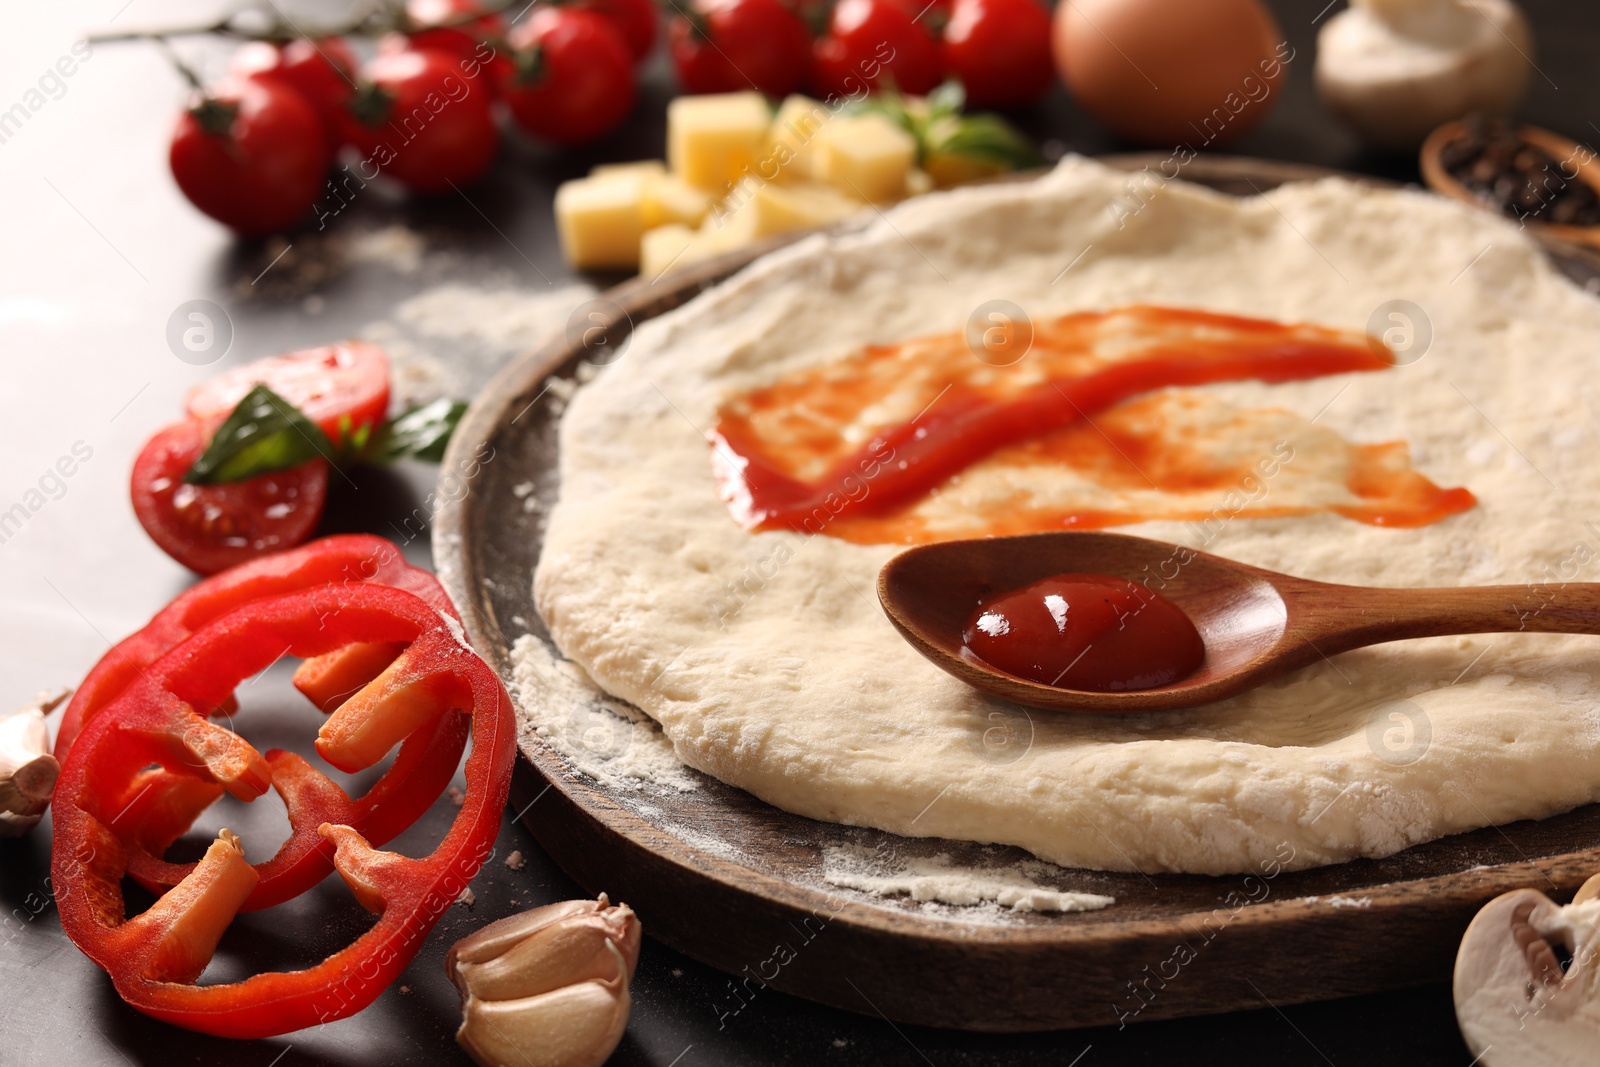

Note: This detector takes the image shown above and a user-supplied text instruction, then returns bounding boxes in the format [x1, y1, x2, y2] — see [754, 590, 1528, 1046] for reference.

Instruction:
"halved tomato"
[184, 341, 391, 445]
[132, 419, 330, 575]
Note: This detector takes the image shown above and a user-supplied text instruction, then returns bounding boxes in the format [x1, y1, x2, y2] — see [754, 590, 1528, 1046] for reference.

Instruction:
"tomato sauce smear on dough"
[709, 305, 1475, 543]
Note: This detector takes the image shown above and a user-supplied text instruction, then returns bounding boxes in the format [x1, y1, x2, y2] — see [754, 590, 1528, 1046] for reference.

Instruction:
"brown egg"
[1053, 0, 1290, 147]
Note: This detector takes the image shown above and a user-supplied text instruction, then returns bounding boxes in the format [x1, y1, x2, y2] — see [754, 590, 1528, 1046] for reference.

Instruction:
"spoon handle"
[1290, 581, 1600, 652]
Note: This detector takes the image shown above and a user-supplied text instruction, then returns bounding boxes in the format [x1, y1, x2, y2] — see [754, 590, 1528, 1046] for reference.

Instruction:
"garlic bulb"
[447, 895, 642, 1067]
[0, 691, 65, 838]
[1315, 0, 1533, 151]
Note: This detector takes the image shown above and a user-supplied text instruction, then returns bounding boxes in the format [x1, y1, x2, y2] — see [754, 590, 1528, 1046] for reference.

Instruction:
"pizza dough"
[530, 157, 1600, 875]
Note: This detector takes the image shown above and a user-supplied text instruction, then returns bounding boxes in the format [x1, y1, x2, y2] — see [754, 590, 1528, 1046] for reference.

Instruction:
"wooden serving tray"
[433, 155, 1600, 1032]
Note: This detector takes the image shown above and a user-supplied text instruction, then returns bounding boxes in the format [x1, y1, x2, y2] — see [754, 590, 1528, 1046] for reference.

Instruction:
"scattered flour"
[364, 281, 596, 407]
[1325, 895, 1373, 908]
[510, 633, 698, 793]
[821, 844, 1114, 914]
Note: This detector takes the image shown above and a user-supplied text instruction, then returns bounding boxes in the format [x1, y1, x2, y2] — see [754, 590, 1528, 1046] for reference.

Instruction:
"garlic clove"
[451, 898, 612, 968]
[1454, 883, 1600, 1065]
[0, 690, 66, 838]
[456, 964, 630, 1067]
[448, 897, 641, 1067]
[454, 908, 641, 1002]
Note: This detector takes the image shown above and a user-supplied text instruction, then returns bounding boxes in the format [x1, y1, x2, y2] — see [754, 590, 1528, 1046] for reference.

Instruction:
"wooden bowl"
[1420, 119, 1600, 250]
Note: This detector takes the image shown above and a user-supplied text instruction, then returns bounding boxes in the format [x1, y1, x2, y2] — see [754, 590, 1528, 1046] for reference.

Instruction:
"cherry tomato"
[943, 0, 1053, 107]
[341, 48, 500, 193]
[132, 419, 330, 575]
[398, 0, 506, 64]
[812, 0, 944, 99]
[184, 340, 392, 443]
[169, 77, 330, 237]
[885, 0, 950, 31]
[496, 10, 636, 146]
[575, 0, 660, 62]
[230, 37, 357, 153]
[669, 0, 812, 97]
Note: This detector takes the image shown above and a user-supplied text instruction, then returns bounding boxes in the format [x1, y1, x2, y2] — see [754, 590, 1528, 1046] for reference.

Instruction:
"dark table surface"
[5, 2, 1599, 1064]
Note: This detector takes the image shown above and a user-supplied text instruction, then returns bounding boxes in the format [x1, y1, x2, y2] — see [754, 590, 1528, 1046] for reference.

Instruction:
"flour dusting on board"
[510, 633, 698, 793]
[822, 844, 1114, 914]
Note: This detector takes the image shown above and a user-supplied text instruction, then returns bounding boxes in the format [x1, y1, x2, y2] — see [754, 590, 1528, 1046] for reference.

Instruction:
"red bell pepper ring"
[54, 534, 453, 758]
[53, 535, 471, 910]
[53, 581, 514, 1038]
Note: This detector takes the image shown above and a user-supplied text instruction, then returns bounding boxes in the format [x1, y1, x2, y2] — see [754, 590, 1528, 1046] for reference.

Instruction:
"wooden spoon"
[878, 531, 1600, 713]
[1420, 119, 1600, 251]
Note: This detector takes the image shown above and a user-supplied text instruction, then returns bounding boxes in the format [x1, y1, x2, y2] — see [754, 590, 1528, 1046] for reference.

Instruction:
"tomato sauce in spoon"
[961, 573, 1204, 691]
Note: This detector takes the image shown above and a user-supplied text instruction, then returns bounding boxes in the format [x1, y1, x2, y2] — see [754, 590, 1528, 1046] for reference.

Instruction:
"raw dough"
[531, 157, 1600, 875]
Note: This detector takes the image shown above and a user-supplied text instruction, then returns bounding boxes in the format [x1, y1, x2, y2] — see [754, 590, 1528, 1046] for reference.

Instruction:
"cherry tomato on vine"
[396, 0, 506, 65]
[573, 0, 660, 62]
[495, 10, 636, 146]
[184, 341, 392, 443]
[132, 419, 330, 575]
[169, 77, 330, 237]
[942, 0, 1053, 107]
[812, 0, 944, 99]
[230, 37, 357, 153]
[669, 0, 812, 97]
[341, 48, 500, 193]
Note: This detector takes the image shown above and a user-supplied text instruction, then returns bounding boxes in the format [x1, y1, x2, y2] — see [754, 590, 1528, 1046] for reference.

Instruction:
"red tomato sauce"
[709, 306, 1476, 543]
[962, 573, 1205, 691]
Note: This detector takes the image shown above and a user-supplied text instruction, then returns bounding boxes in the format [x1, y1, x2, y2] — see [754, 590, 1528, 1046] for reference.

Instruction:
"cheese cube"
[640, 224, 698, 278]
[643, 172, 712, 229]
[715, 179, 865, 240]
[813, 113, 917, 203]
[761, 95, 832, 183]
[554, 173, 645, 270]
[667, 92, 771, 191]
[590, 160, 666, 180]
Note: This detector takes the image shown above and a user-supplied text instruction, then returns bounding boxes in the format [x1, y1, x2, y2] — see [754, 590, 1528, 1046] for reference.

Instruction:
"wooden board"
[432, 155, 1600, 1032]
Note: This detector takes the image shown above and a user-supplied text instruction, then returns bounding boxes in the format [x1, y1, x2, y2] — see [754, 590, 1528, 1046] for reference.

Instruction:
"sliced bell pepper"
[52, 581, 514, 1038]
[53, 535, 470, 910]
[54, 534, 452, 758]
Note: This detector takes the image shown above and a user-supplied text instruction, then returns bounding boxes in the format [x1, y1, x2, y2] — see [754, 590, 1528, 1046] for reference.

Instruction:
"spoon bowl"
[879, 531, 1600, 713]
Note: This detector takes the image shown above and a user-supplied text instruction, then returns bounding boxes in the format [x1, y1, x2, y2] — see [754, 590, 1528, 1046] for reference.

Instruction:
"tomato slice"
[132, 419, 329, 575]
[184, 341, 391, 444]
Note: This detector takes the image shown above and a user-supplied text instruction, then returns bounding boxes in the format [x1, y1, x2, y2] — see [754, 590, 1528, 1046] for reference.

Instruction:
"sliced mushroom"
[0, 690, 66, 838]
[1454, 872, 1600, 1065]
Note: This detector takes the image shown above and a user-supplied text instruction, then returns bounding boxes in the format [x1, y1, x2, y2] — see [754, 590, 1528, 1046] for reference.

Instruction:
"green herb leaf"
[926, 113, 1045, 171]
[924, 80, 965, 123]
[183, 384, 335, 485]
[357, 398, 468, 465]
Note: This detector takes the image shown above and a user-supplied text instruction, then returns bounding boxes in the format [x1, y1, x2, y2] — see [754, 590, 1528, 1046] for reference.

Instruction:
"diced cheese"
[640, 224, 698, 278]
[590, 159, 666, 180]
[813, 113, 917, 203]
[643, 172, 712, 229]
[761, 95, 833, 183]
[553, 173, 646, 270]
[715, 179, 865, 240]
[667, 92, 771, 191]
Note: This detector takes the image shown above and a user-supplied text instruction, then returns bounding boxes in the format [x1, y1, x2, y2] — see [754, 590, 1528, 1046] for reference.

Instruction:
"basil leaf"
[359, 398, 468, 465]
[927, 114, 1044, 171]
[183, 384, 335, 485]
[924, 80, 965, 123]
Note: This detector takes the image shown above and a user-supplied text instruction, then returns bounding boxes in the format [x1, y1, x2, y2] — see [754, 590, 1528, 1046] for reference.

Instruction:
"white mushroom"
[0, 690, 66, 838]
[1315, 0, 1534, 151]
[1454, 872, 1600, 1064]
